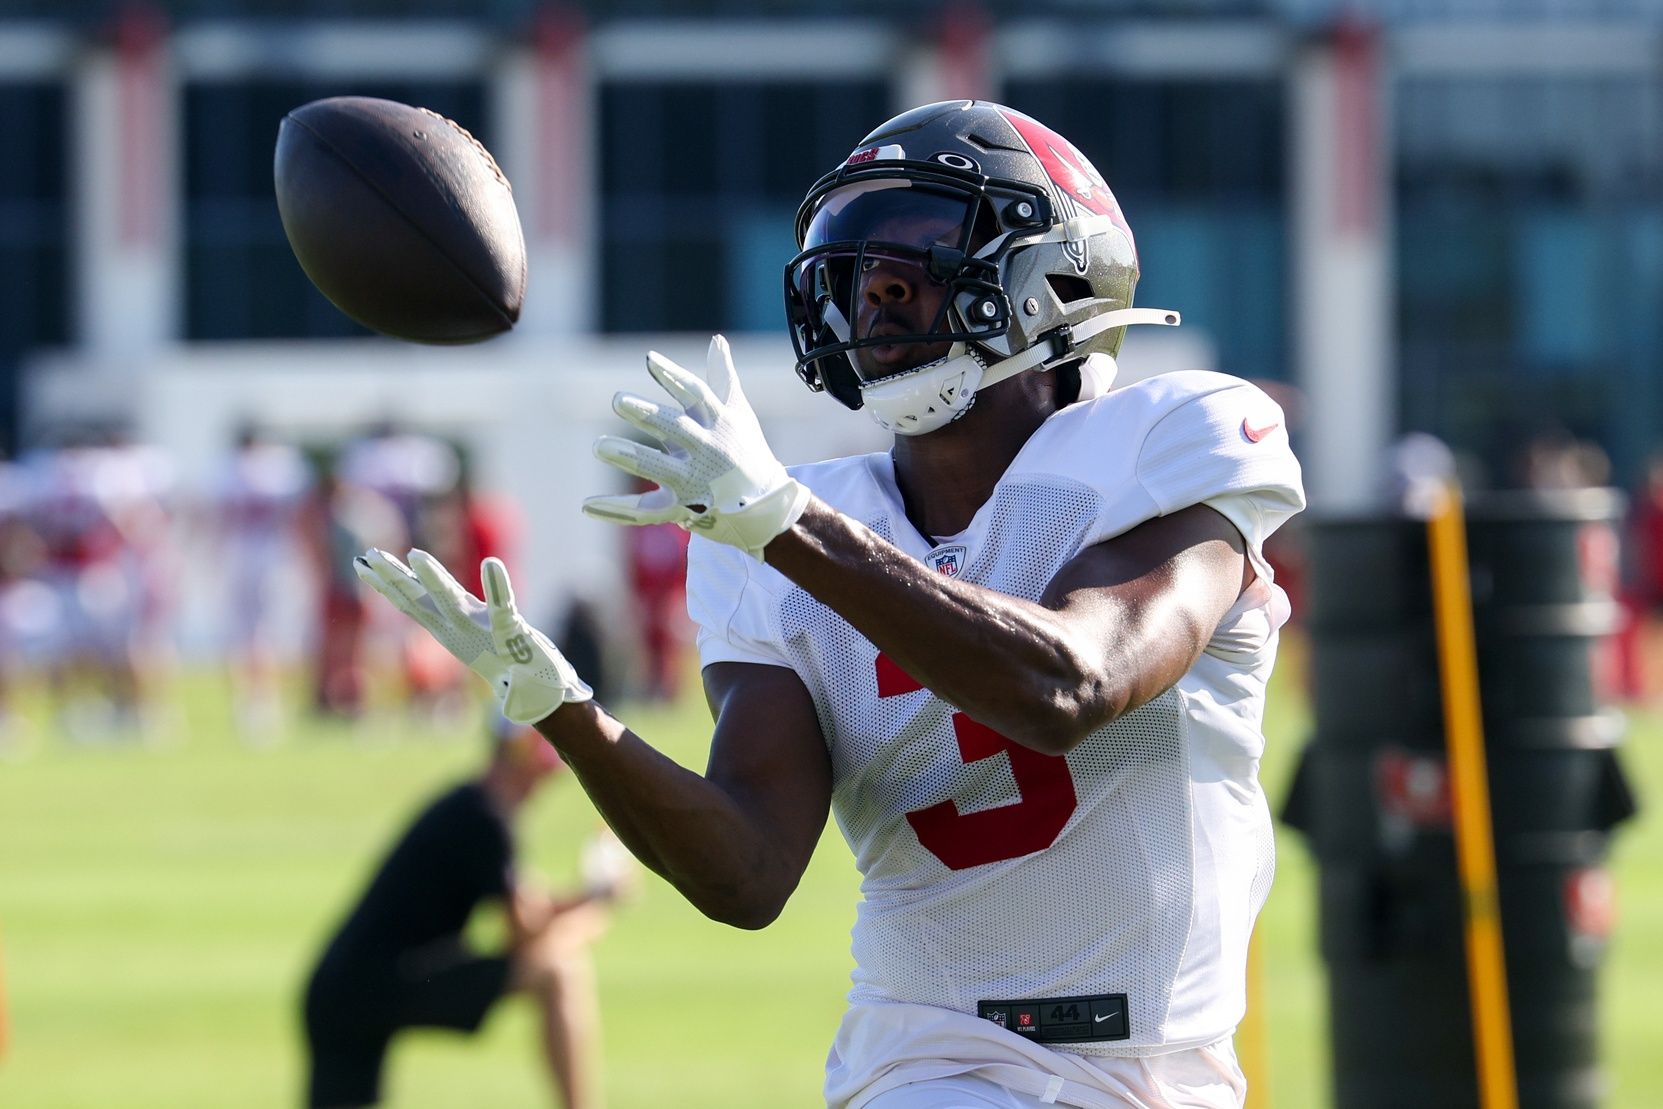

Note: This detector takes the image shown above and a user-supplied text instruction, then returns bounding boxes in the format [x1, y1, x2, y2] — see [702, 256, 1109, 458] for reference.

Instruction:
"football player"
[303, 716, 634, 1109]
[211, 423, 312, 739]
[356, 100, 1305, 1108]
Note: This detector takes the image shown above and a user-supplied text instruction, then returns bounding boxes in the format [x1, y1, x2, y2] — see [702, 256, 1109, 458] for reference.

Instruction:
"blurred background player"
[105, 429, 181, 740]
[300, 460, 404, 721]
[0, 453, 33, 749]
[15, 429, 174, 741]
[210, 423, 312, 740]
[337, 422, 468, 719]
[410, 459, 523, 722]
[336, 421, 461, 547]
[623, 476, 690, 702]
[302, 713, 635, 1109]
[16, 433, 127, 739]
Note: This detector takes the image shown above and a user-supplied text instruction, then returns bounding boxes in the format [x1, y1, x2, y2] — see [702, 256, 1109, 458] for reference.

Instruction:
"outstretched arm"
[535, 660, 830, 929]
[354, 546, 830, 928]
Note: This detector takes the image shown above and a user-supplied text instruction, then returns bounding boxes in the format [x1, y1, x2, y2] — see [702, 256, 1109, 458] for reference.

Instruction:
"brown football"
[274, 96, 526, 344]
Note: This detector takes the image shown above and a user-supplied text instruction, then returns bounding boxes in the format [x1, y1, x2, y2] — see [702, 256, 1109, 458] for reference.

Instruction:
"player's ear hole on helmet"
[1046, 274, 1094, 306]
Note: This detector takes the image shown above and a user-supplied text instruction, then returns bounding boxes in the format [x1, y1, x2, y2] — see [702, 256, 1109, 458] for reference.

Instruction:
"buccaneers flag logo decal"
[998, 108, 1134, 253]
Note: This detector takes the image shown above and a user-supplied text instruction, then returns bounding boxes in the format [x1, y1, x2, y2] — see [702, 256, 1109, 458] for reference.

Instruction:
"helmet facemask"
[785, 169, 1053, 414]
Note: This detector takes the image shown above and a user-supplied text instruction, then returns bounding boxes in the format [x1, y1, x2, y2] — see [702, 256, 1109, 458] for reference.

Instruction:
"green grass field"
[0, 645, 1658, 1107]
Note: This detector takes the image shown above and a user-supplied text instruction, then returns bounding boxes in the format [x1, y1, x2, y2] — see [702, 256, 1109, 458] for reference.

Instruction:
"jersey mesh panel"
[1248, 798, 1276, 917]
[777, 479, 1192, 1054]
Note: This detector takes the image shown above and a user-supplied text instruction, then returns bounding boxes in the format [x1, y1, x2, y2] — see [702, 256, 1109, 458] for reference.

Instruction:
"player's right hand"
[353, 549, 592, 724]
[583, 334, 810, 562]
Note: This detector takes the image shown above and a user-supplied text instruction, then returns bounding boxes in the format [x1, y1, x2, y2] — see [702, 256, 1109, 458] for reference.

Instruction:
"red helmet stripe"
[997, 108, 1134, 253]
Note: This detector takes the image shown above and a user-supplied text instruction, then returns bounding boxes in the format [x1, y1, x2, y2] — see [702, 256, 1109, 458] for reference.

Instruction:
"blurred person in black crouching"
[302, 713, 636, 1108]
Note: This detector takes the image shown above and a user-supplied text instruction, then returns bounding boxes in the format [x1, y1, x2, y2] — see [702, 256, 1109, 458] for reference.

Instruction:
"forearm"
[533, 700, 801, 929]
[763, 499, 1157, 751]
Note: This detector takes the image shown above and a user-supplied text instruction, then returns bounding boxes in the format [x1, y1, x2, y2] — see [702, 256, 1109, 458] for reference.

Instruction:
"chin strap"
[857, 306, 1182, 437]
[977, 307, 1181, 392]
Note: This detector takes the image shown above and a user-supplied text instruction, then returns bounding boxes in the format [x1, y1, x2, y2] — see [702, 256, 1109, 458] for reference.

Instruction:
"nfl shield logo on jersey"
[927, 545, 967, 577]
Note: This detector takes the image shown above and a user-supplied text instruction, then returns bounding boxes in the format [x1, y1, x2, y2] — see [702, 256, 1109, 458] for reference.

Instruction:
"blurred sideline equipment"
[1287, 485, 1637, 1107]
[303, 716, 631, 1109]
[274, 96, 526, 344]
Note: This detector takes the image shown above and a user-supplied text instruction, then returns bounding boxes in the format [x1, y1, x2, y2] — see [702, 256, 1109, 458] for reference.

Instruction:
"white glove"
[353, 548, 592, 724]
[583, 334, 811, 561]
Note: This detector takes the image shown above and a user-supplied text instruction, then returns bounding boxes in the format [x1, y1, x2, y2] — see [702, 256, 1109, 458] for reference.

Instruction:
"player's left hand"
[353, 549, 592, 724]
[583, 334, 810, 561]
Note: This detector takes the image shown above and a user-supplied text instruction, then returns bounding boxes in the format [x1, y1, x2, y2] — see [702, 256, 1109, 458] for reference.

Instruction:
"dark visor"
[801, 180, 981, 253]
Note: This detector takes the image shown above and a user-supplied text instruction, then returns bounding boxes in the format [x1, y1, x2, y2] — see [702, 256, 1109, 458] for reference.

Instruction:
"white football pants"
[857, 1039, 1246, 1109]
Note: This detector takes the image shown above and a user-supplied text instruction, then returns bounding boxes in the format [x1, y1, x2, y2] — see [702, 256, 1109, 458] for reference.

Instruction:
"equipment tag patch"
[977, 993, 1130, 1043]
[927, 544, 968, 577]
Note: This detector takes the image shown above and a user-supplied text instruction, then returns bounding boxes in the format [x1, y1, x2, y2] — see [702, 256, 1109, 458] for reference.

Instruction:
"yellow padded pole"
[1427, 484, 1517, 1109]
[1240, 927, 1271, 1107]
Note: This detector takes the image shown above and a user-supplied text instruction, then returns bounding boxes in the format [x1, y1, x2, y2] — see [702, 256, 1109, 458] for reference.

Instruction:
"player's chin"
[856, 340, 953, 380]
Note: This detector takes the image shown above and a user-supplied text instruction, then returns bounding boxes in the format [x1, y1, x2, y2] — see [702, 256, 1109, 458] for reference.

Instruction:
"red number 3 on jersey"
[876, 653, 1078, 870]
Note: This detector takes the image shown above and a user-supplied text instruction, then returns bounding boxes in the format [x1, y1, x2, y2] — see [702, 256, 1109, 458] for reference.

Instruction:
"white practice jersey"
[687, 371, 1305, 1060]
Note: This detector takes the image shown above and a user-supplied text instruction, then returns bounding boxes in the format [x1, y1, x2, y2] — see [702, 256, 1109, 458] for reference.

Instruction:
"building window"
[598, 79, 888, 335]
[1004, 78, 1288, 384]
[1396, 74, 1662, 485]
[0, 81, 70, 354]
[0, 81, 70, 449]
[182, 78, 486, 340]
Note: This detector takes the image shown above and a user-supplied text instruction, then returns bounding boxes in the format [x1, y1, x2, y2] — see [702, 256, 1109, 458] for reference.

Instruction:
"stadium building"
[2, 0, 1661, 611]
